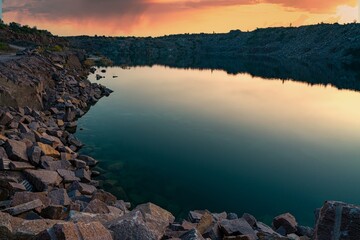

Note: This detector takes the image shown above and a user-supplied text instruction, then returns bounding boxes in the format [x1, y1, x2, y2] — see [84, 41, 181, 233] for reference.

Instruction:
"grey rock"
[24, 169, 62, 191]
[48, 188, 71, 206]
[57, 169, 80, 183]
[273, 213, 298, 235]
[219, 218, 256, 237]
[83, 199, 110, 214]
[75, 168, 91, 183]
[180, 229, 205, 240]
[27, 145, 42, 165]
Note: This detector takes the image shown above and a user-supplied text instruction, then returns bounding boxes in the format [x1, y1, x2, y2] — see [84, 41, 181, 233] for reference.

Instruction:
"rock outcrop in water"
[1, 22, 360, 239]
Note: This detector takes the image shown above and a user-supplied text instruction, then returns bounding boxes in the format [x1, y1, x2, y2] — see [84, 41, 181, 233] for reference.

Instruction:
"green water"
[76, 65, 360, 226]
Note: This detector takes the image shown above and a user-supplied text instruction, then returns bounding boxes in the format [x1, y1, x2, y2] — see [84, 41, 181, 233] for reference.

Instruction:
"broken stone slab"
[40, 158, 72, 171]
[273, 213, 298, 235]
[57, 169, 80, 183]
[24, 169, 62, 191]
[106, 202, 175, 240]
[92, 190, 117, 205]
[314, 201, 360, 240]
[9, 161, 35, 170]
[48, 188, 71, 206]
[40, 205, 68, 220]
[27, 145, 42, 165]
[4, 139, 29, 162]
[78, 155, 98, 166]
[4, 199, 43, 216]
[219, 218, 256, 238]
[189, 210, 205, 223]
[37, 142, 60, 158]
[11, 192, 51, 213]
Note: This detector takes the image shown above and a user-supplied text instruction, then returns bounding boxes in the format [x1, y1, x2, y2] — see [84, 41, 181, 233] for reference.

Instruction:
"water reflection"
[77, 65, 360, 226]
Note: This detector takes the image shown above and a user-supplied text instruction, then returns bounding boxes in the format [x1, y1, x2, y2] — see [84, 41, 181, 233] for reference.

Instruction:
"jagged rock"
[39, 134, 62, 148]
[36, 221, 113, 240]
[75, 168, 91, 183]
[68, 210, 123, 224]
[219, 218, 256, 237]
[92, 190, 117, 205]
[0, 112, 14, 126]
[180, 229, 205, 240]
[27, 145, 42, 165]
[4, 199, 43, 216]
[48, 188, 71, 206]
[314, 201, 360, 240]
[37, 142, 60, 158]
[24, 169, 62, 191]
[68, 181, 97, 195]
[72, 159, 87, 168]
[57, 169, 80, 183]
[273, 213, 298, 235]
[0, 212, 60, 239]
[4, 139, 28, 162]
[189, 210, 204, 223]
[41, 158, 71, 171]
[83, 199, 110, 214]
[296, 226, 314, 238]
[197, 212, 214, 234]
[11, 192, 51, 212]
[242, 213, 257, 227]
[106, 202, 175, 240]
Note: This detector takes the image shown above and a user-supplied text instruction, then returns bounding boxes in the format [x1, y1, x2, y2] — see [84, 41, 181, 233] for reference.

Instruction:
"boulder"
[37, 142, 60, 158]
[48, 188, 71, 206]
[189, 210, 204, 223]
[92, 190, 117, 205]
[106, 202, 175, 240]
[57, 169, 80, 183]
[68, 181, 97, 195]
[9, 161, 35, 170]
[75, 168, 91, 183]
[40, 158, 71, 171]
[78, 155, 98, 166]
[24, 170, 62, 191]
[273, 213, 298, 235]
[314, 201, 360, 240]
[40, 205, 68, 220]
[11, 192, 51, 211]
[197, 212, 214, 234]
[242, 213, 257, 227]
[219, 218, 256, 238]
[4, 199, 43, 216]
[4, 139, 28, 162]
[180, 229, 205, 240]
[83, 199, 110, 214]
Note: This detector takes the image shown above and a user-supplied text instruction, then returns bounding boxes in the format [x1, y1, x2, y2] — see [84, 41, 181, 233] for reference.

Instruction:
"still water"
[77, 65, 360, 225]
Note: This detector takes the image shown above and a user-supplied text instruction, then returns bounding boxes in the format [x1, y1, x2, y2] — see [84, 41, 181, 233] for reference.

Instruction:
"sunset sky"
[3, 0, 359, 36]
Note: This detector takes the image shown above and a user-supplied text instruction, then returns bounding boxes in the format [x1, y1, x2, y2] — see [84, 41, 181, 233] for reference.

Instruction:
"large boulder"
[219, 218, 256, 238]
[37, 142, 60, 158]
[106, 202, 175, 240]
[273, 212, 298, 235]
[24, 170, 62, 191]
[4, 140, 28, 162]
[48, 188, 71, 206]
[314, 201, 360, 240]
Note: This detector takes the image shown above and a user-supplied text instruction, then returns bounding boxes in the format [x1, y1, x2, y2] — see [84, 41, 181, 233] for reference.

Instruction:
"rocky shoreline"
[0, 24, 360, 240]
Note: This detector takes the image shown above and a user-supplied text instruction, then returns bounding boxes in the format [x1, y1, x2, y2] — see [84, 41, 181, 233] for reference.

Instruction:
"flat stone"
[24, 169, 62, 191]
[83, 199, 110, 214]
[48, 188, 71, 206]
[4, 139, 29, 162]
[9, 161, 35, 170]
[37, 142, 60, 158]
[219, 218, 256, 237]
[314, 201, 360, 240]
[4, 199, 43, 216]
[57, 169, 80, 183]
[273, 213, 298, 235]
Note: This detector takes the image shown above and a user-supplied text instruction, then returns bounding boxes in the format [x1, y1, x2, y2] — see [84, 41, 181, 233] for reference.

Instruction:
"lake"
[76, 65, 360, 226]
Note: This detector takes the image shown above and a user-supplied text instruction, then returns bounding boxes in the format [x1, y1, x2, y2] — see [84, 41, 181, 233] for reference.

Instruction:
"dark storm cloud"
[4, 0, 149, 19]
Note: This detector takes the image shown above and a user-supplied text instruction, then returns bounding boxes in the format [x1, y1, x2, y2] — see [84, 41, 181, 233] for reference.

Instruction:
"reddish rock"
[83, 199, 110, 214]
[9, 161, 35, 170]
[68, 181, 97, 195]
[48, 188, 71, 206]
[314, 201, 360, 240]
[24, 169, 62, 191]
[4, 139, 29, 162]
[273, 213, 298, 235]
[92, 190, 117, 205]
[219, 218, 256, 238]
[4, 199, 43, 216]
